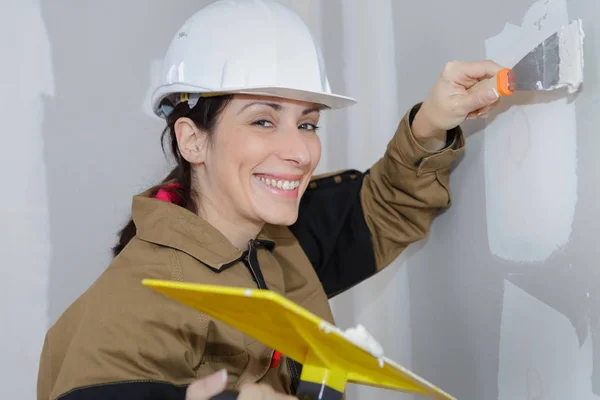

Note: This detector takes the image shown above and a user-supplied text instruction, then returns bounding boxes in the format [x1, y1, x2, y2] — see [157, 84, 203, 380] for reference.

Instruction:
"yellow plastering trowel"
[142, 279, 456, 400]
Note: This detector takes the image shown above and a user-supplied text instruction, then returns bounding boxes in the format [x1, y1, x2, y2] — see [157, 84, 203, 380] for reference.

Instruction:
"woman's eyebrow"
[302, 107, 321, 115]
[237, 102, 321, 116]
[237, 101, 282, 115]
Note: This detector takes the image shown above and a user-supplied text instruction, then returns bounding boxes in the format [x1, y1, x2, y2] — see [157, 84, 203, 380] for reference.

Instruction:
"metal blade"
[508, 32, 560, 91]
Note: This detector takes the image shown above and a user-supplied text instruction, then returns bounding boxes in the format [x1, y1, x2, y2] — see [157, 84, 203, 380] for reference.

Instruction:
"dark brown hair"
[112, 95, 233, 257]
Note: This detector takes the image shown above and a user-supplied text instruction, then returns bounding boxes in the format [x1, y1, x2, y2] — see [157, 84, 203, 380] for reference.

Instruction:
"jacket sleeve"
[290, 103, 465, 298]
[37, 269, 205, 400]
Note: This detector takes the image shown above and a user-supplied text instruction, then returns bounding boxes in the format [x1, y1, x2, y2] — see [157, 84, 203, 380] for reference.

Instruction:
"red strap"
[153, 183, 183, 204]
[270, 351, 282, 368]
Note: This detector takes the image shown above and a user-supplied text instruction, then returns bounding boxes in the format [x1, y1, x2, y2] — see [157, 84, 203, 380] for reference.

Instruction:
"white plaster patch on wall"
[0, 0, 54, 398]
[483, 0, 578, 263]
[498, 280, 598, 400]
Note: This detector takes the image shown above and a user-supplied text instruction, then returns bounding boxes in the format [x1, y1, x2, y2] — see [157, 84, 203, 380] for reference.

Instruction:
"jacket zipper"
[244, 240, 267, 290]
[243, 239, 300, 394]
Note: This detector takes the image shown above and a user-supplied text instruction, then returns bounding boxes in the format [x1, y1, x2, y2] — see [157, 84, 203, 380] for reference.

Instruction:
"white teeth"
[257, 176, 301, 191]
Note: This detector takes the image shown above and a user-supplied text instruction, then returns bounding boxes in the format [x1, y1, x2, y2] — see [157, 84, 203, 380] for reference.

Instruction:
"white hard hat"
[151, 0, 356, 118]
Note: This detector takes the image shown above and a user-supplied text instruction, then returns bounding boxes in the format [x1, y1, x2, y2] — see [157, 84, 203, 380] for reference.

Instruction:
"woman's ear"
[174, 117, 209, 164]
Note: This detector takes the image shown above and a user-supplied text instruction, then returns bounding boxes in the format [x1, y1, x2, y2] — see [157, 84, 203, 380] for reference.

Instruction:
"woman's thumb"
[460, 88, 500, 114]
[186, 369, 228, 400]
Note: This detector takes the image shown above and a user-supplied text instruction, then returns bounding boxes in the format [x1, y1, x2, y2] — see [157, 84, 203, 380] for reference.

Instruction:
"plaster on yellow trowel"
[143, 279, 455, 400]
[470, 19, 585, 97]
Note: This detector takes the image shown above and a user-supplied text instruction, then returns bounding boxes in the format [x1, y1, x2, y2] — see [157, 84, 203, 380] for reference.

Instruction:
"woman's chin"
[258, 209, 299, 227]
[251, 190, 301, 226]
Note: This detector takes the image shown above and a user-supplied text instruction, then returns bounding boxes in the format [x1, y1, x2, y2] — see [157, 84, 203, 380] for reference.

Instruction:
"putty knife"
[471, 19, 585, 97]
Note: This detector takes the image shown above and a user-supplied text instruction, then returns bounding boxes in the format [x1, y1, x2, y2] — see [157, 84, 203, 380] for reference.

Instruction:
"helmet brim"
[151, 83, 357, 118]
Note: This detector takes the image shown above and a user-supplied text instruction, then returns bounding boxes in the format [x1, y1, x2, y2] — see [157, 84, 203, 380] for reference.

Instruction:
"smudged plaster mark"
[484, 0, 577, 263]
[526, 368, 543, 400]
[535, 11, 549, 30]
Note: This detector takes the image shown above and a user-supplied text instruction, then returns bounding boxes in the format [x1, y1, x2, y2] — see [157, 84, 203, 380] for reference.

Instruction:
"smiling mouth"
[256, 175, 301, 191]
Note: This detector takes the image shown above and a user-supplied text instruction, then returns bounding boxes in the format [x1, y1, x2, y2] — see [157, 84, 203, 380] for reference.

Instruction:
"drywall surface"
[483, 1, 598, 399]
[484, 0, 578, 263]
[499, 280, 596, 400]
[322, 1, 413, 398]
[0, 1, 53, 398]
[41, 0, 213, 327]
[378, 0, 599, 398]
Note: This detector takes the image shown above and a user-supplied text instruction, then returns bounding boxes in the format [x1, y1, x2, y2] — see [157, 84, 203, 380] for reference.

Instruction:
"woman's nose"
[277, 125, 312, 166]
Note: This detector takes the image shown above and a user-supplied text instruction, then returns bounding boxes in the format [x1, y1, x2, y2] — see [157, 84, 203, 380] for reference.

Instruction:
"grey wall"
[10, 0, 597, 399]
[324, 0, 600, 399]
[407, 1, 599, 399]
[42, 0, 215, 325]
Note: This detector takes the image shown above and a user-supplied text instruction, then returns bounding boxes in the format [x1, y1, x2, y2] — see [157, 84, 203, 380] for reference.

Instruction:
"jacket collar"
[131, 192, 275, 271]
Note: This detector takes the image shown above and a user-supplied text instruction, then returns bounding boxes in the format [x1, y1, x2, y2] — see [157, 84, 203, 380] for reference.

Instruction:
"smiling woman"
[184, 95, 324, 245]
[36, 1, 505, 400]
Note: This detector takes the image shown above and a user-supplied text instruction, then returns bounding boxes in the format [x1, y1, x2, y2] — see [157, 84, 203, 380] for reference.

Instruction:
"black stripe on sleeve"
[57, 381, 188, 400]
[289, 170, 378, 298]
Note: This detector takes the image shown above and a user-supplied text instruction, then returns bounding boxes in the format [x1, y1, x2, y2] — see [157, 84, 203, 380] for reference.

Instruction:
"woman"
[37, 1, 502, 399]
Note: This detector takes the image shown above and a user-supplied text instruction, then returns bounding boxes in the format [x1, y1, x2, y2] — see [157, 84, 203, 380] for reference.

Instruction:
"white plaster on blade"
[498, 281, 599, 400]
[557, 19, 585, 94]
[484, 0, 577, 263]
[0, 0, 54, 398]
[343, 324, 385, 362]
[318, 320, 386, 366]
[319, 320, 335, 334]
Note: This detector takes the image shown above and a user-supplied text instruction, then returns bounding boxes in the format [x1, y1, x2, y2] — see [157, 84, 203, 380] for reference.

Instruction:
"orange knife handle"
[468, 67, 514, 98]
[496, 68, 514, 97]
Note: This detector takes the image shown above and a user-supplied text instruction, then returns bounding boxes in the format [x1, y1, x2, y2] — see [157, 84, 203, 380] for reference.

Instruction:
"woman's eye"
[253, 120, 274, 128]
[299, 123, 319, 131]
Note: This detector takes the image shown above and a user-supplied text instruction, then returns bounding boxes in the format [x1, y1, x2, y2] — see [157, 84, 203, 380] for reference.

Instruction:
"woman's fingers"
[186, 370, 228, 400]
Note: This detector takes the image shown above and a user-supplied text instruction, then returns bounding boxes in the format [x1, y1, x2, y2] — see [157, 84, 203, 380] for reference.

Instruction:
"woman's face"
[197, 94, 322, 228]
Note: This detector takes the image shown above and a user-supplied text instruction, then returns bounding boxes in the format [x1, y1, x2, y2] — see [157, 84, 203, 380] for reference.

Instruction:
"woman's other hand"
[186, 370, 296, 400]
[412, 60, 505, 150]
